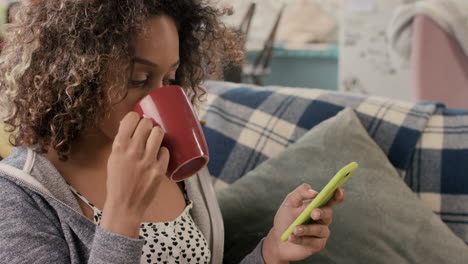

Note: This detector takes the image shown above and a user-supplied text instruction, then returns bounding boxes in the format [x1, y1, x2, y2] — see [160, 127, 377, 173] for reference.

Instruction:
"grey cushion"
[218, 108, 468, 263]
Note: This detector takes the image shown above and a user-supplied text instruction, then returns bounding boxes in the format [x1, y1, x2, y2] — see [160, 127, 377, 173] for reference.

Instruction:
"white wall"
[339, 0, 417, 100]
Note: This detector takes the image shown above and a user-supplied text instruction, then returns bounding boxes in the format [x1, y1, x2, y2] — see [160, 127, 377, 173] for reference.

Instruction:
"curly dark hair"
[0, 0, 242, 161]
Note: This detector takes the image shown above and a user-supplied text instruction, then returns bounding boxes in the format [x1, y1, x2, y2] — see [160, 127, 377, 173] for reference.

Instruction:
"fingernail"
[312, 210, 321, 220]
[295, 227, 303, 235]
[308, 189, 318, 194]
[289, 235, 298, 242]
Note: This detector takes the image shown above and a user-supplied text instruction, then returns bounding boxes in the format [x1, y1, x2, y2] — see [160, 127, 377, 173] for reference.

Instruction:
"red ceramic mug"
[132, 85, 209, 182]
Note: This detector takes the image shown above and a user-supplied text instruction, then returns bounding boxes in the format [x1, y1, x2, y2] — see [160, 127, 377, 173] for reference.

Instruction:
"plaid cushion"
[407, 107, 468, 244]
[200, 81, 435, 184]
[200, 81, 467, 244]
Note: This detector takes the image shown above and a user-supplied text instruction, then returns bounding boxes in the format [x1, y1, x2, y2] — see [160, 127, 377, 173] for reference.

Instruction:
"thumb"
[282, 184, 318, 208]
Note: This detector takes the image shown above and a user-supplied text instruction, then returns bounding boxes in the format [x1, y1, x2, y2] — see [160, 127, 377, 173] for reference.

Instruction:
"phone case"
[280, 162, 358, 242]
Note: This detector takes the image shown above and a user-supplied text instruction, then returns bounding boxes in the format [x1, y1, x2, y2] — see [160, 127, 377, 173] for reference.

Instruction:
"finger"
[115, 112, 141, 141]
[145, 126, 165, 158]
[296, 198, 313, 213]
[293, 224, 330, 239]
[131, 118, 153, 150]
[283, 184, 319, 208]
[150, 147, 169, 180]
[325, 188, 345, 207]
[288, 234, 327, 251]
[157, 146, 170, 166]
[310, 207, 333, 225]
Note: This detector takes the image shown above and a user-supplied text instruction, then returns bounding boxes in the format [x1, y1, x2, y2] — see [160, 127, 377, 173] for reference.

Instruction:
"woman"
[0, 1, 345, 263]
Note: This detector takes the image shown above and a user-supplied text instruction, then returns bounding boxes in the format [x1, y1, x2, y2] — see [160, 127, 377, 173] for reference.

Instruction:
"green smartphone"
[280, 162, 358, 242]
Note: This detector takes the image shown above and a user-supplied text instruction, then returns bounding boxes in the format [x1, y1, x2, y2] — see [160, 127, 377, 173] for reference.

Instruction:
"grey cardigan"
[0, 147, 265, 263]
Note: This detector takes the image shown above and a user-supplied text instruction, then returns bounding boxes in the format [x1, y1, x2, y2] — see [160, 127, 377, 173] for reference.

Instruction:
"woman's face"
[99, 15, 180, 139]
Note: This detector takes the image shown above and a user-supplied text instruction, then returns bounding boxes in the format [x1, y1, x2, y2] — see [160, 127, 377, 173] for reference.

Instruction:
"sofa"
[1, 80, 467, 262]
[198, 81, 467, 259]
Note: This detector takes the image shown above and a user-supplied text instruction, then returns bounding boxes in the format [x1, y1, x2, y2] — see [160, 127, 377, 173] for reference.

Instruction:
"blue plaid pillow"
[200, 81, 467, 244]
[200, 81, 434, 184]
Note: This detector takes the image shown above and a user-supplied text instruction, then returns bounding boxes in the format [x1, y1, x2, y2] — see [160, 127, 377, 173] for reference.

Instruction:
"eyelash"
[129, 76, 177, 88]
[164, 79, 178, 85]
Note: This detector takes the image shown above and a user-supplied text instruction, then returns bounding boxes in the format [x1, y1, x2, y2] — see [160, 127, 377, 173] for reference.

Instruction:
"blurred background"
[1, 0, 467, 108]
[216, 0, 468, 109]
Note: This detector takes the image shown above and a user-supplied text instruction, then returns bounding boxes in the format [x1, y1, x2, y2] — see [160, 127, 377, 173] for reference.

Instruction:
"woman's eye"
[129, 80, 147, 87]
[129, 74, 150, 87]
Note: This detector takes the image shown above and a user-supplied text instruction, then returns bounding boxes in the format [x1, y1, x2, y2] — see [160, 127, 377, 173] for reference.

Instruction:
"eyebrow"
[132, 57, 180, 68]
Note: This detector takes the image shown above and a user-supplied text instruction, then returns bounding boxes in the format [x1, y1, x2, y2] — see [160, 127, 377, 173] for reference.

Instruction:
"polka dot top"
[68, 184, 211, 264]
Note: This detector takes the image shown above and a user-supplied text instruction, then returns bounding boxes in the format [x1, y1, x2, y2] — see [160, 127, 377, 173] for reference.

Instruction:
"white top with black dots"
[68, 184, 211, 264]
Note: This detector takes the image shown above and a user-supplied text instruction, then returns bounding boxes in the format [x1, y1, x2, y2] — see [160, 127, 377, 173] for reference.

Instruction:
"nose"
[151, 79, 164, 93]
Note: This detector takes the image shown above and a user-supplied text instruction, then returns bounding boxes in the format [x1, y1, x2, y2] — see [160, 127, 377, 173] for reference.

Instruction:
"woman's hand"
[100, 112, 169, 238]
[262, 184, 345, 263]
